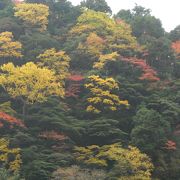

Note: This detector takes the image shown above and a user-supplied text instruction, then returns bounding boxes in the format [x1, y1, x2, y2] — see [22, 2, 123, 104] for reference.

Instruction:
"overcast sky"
[70, 0, 180, 32]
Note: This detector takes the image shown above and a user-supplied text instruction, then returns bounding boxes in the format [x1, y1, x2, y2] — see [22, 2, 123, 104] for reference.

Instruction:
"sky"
[70, 0, 180, 32]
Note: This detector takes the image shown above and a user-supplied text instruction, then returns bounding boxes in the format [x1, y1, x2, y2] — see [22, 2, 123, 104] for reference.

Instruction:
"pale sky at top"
[70, 0, 180, 32]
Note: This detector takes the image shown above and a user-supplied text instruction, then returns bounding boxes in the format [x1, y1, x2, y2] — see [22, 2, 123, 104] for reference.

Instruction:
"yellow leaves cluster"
[0, 138, 22, 172]
[14, 3, 49, 31]
[70, 10, 115, 35]
[85, 75, 129, 113]
[93, 52, 119, 69]
[74, 143, 154, 179]
[37, 48, 70, 82]
[0, 32, 22, 58]
[0, 62, 64, 104]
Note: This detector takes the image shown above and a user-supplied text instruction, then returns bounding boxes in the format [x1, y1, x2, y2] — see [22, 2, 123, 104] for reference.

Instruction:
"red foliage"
[39, 131, 68, 141]
[164, 140, 176, 150]
[67, 75, 84, 82]
[65, 74, 84, 98]
[121, 57, 160, 81]
[0, 112, 25, 128]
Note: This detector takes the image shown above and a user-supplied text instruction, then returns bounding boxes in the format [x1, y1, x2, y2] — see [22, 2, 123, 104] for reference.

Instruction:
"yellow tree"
[37, 48, 70, 82]
[0, 62, 64, 118]
[85, 75, 129, 113]
[70, 10, 139, 69]
[74, 143, 154, 180]
[93, 52, 119, 69]
[14, 3, 49, 31]
[0, 138, 22, 172]
[0, 31, 22, 59]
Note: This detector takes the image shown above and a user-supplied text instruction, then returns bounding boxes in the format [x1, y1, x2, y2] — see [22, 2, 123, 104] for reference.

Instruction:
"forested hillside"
[0, 0, 179, 179]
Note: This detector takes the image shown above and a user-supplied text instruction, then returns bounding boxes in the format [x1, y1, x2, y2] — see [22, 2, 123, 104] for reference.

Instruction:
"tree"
[172, 40, 180, 59]
[169, 25, 180, 42]
[0, 0, 14, 18]
[74, 143, 154, 179]
[0, 138, 22, 172]
[19, 32, 60, 60]
[37, 48, 70, 82]
[0, 62, 64, 118]
[68, 10, 139, 71]
[131, 107, 171, 154]
[0, 31, 22, 60]
[93, 52, 119, 69]
[85, 118, 127, 145]
[0, 101, 16, 116]
[52, 165, 106, 180]
[0, 17, 23, 38]
[70, 10, 138, 52]
[132, 5, 151, 17]
[85, 75, 129, 113]
[14, 3, 49, 31]
[81, 0, 112, 14]
[145, 37, 175, 77]
[0, 112, 25, 129]
[115, 5, 164, 39]
[121, 57, 160, 81]
[0, 168, 20, 180]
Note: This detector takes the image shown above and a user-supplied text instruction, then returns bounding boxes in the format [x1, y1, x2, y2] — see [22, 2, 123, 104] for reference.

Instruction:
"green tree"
[131, 107, 171, 154]
[169, 25, 180, 41]
[115, 5, 164, 39]
[81, 0, 112, 14]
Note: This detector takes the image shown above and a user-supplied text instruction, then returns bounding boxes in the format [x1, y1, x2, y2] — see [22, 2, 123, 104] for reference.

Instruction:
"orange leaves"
[121, 57, 160, 81]
[85, 33, 105, 56]
[67, 75, 84, 82]
[172, 40, 180, 58]
[0, 112, 25, 128]
[172, 40, 180, 54]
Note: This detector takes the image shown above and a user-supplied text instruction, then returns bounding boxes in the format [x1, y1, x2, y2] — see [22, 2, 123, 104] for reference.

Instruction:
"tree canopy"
[0, 0, 179, 179]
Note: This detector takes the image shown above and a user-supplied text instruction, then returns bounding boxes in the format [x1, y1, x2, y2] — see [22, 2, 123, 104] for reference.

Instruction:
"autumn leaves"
[0, 3, 160, 117]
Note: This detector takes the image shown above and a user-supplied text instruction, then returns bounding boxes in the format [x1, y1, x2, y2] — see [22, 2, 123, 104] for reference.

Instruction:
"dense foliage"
[0, 0, 179, 179]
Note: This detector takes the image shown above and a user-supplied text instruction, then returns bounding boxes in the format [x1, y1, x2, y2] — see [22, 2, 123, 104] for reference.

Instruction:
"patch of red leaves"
[164, 140, 176, 150]
[65, 74, 84, 98]
[121, 57, 160, 81]
[67, 75, 84, 82]
[0, 112, 25, 128]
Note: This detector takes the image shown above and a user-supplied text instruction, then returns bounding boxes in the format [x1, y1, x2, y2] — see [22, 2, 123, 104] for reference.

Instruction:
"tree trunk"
[22, 101, 26, 121]
[20, 97, 26, 121]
